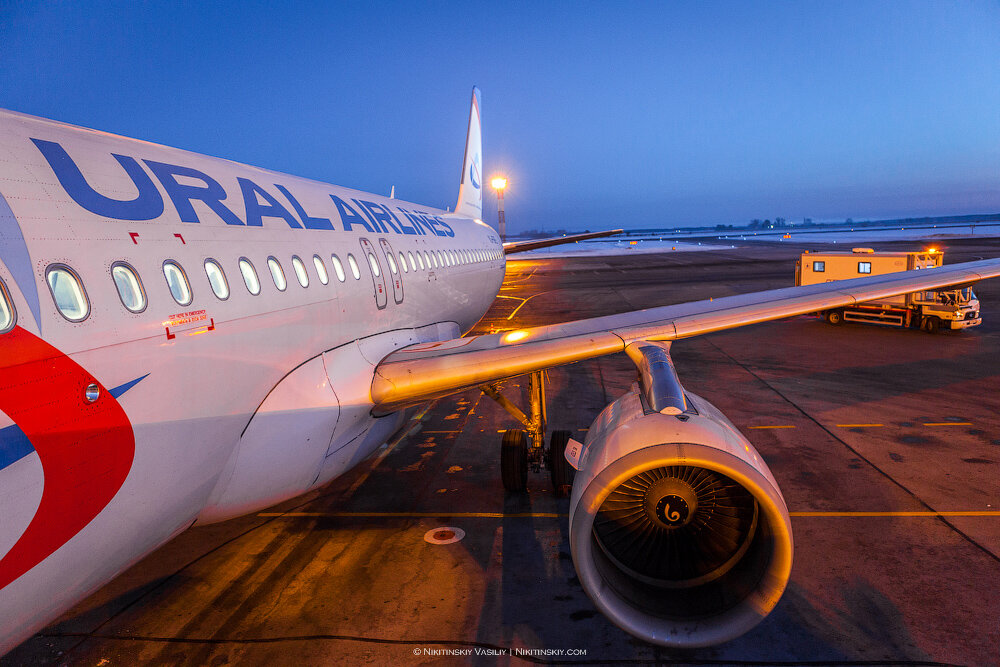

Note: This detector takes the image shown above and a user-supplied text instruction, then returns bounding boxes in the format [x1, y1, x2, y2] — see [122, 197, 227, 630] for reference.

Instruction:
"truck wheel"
[921, 316, 940, 334]
[501, 429, 528, 492]
[826, 310, 844, 326]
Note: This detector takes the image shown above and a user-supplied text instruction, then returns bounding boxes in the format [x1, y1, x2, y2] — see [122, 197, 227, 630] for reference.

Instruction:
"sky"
[1, 1, 998, 232]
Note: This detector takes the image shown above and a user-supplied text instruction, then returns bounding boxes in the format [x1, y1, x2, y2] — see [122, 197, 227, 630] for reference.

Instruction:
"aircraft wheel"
[548, 430, 575, 497]
[501, 429, 528, 492]
[825, 309, 844, 325]
[922, 316, 940, 334]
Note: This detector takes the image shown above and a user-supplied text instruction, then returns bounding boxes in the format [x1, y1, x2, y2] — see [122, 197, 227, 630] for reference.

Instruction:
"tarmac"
[5, 238, 1000, 666]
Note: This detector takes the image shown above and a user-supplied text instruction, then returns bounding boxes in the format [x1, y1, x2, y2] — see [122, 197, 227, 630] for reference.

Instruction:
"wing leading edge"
[371, 257, 1000, 413]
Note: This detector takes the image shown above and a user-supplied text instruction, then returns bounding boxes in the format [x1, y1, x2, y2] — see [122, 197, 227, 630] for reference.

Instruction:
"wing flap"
[371, 258, 1000, 412]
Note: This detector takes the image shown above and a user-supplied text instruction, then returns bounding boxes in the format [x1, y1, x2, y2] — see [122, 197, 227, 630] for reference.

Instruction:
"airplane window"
[47, 265, 91, 321]
[331, 254, 346, 282]
[239, 258, 261, 295]
[313, 255, 329, 285]
[367, 252, 381, 277]
[398, 251, 407, 273]
[162, 261, 192, 306]
[407, 251, 416, 271]
[0, 278, 16, 332]
[386, 252, 398, 275]
[203, 259, 229, 300]
[449, 250, 455, 266]
[424, 251, 432, 268]
[292, 255, 309, 287]
[347, 253, 361, 279]
[268, 257, 287, 291]
[111, 262, 146, 313]
[436, 251, 444, 267]
[416, 251, 425, 270]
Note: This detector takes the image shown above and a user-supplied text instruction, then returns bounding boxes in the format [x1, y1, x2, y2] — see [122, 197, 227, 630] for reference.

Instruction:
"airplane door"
[378, 238, 404, 304]
[359, 238, 387, 309]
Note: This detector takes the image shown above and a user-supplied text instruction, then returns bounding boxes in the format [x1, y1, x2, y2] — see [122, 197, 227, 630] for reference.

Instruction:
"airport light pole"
[491, 176, 507, 241]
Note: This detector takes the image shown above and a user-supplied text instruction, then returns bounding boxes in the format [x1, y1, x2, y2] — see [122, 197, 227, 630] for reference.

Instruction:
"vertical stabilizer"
[454, 87, 483, 219]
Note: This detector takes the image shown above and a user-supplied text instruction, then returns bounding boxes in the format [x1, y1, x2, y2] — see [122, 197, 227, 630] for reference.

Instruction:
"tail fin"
[454, 87, 483, 219]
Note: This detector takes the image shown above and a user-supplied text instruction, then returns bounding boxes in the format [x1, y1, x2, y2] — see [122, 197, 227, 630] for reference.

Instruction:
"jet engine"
[568, 343, 792, 647]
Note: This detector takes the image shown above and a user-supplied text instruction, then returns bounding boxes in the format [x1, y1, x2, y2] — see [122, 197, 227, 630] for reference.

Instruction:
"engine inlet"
[594, 466, 758, 587]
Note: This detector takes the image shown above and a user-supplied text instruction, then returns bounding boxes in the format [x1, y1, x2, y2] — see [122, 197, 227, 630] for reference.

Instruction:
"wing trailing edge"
[503, 229, 624, 254]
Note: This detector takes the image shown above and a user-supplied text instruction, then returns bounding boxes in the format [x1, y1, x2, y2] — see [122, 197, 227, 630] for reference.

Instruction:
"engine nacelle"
[569, 384, 793, 648]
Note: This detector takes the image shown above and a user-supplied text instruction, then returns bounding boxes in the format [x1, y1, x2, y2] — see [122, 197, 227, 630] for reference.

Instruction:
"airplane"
[1, 87, 999, 653]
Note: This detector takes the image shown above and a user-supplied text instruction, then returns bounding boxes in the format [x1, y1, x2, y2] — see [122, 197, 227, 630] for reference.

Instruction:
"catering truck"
[795, 248, 982, 332]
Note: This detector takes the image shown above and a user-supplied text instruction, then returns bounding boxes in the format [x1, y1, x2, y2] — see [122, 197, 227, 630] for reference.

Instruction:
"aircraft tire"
[548, 430, 575, 497]
[501, 429, 528, 492]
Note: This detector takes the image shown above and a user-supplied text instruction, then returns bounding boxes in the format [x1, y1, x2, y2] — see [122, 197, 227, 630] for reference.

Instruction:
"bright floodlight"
[491, 176, 507, 190]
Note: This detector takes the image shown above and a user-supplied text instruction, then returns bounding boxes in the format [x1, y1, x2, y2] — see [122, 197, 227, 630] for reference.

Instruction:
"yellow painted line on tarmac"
[422, 430, 461, 434]
[258, 512, 568, 519]
[790, 511, 1000, 517]
[923, 422, 973, 426]
[836, 424, 884, 428]
[260, 510, 1000, 519]
[748, 425, 796, 429]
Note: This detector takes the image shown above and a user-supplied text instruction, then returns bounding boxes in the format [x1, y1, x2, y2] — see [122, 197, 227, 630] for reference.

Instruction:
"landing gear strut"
[482, 371, 574, 495]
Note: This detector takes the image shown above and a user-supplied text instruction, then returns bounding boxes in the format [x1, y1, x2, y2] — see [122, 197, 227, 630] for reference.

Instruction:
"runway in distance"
[1, 88, 999, 652]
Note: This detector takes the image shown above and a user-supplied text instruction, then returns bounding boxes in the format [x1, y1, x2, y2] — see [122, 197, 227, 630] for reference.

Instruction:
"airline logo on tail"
[470, 153, 481, 190]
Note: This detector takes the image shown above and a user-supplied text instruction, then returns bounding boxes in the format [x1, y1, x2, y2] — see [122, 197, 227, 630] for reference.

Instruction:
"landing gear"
[484, 371, 574, 495]
[500, 429, 528, 492]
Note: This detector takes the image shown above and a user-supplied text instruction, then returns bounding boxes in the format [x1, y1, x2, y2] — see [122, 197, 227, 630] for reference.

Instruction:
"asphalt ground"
[5, 239, 1000, 666]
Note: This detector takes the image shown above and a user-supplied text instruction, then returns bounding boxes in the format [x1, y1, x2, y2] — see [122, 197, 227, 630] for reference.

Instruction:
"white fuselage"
[0, 108, 503, 651]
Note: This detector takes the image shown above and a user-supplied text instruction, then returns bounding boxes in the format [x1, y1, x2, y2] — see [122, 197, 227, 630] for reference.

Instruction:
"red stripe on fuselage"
[0, 326, 135, 590]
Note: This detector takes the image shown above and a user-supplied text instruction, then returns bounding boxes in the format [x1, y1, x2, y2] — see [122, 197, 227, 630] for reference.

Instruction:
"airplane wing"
[502, 229, 624, 254]
[371, 257, 1000, 412]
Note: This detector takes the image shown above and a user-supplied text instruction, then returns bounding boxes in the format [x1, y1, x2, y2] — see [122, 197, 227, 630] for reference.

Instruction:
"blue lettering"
[434, 215, 455, 237]
[32, 139, 164, 221]
[238, 178, 301, 228]
[275, 184, 334, 230]
[330, 195, 374, 232]
[415, 212, 443, 236]
[353, 199, 387, 233]
[144, 161, 244, 225]
[398, 207, 437, 236]
[357, 200, 401, 234]
[385, 207, 416, 235]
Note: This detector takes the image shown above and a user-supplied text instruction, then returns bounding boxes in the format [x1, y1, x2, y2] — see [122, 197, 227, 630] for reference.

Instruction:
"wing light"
[503, 330, 529, 343]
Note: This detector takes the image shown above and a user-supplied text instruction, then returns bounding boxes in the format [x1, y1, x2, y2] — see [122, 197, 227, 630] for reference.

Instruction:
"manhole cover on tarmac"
[424, 527, 466, 545]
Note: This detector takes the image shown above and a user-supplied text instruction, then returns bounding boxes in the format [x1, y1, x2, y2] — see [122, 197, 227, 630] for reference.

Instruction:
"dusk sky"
[2, 1, 998, 232]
